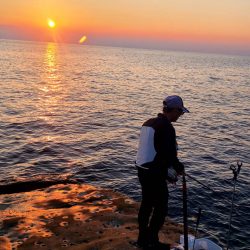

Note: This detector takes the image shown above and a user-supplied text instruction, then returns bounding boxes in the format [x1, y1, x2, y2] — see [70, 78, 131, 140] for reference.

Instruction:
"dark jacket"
[136, 113, 183, 177]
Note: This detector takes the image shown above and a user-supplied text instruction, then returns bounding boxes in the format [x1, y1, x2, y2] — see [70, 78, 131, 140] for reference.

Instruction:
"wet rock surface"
[0, 184, 183, 250]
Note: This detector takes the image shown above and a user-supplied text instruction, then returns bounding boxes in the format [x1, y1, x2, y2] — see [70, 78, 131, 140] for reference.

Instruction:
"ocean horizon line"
[1, 37, 250, 58]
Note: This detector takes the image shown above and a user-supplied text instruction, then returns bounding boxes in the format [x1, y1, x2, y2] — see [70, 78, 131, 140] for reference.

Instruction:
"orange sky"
[1, 0, 250, 54]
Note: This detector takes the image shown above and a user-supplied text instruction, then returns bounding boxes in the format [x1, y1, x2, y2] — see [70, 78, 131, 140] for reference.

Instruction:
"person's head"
[163, 95, 189, 122]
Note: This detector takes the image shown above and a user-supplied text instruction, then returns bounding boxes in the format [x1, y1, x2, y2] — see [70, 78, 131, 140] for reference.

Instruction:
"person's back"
[136, 113, 177, 176]
[135, 95, 189, 249]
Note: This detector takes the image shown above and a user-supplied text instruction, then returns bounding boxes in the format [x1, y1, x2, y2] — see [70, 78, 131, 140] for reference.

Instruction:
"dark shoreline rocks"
[0, 179, 78, 195]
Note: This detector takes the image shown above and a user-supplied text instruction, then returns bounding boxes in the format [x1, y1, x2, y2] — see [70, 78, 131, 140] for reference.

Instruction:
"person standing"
[135, 95, 189, 249]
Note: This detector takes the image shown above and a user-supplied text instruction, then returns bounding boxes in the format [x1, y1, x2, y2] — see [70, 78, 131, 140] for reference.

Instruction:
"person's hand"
[175, 162, 184, 175]
[167, 167, 178, 183]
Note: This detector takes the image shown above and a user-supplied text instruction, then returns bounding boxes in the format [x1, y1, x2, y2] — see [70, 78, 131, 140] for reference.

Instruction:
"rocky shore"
[0, 183, 184, 250]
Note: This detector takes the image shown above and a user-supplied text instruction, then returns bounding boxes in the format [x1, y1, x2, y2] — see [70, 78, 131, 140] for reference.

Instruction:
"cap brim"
[182, 107, 190, 113]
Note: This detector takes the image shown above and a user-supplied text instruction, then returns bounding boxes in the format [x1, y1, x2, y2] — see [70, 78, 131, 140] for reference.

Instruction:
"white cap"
[163, 95, 190, 113]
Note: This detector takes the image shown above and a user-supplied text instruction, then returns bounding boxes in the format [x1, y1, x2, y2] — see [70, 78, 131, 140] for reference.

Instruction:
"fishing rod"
[179, 161, 242, 250]
[182, 169, 189, 250]
[185, 173, 216, 193]
[192, 208, 202, 250]
[226, 161, 242, 250]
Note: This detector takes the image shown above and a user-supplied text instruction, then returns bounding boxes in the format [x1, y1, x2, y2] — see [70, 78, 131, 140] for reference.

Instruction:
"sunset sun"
[47, 18, 56, 28]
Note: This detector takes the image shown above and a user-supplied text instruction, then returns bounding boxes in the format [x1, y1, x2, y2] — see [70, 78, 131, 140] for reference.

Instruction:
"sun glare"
[79, 35, 87, 44]
[48, 18, 56, 28]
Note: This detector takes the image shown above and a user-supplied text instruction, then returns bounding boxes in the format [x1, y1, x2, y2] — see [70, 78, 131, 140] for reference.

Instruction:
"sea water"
[0, 39, 249, 249]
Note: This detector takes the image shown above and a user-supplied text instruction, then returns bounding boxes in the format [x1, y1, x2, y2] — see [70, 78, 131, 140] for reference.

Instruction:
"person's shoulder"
[142, 114, 168, 128]
[142, 117, 157, 127]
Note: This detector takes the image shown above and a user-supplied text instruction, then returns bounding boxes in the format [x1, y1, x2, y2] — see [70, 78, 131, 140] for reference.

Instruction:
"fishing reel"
[229, 161, 242, 181]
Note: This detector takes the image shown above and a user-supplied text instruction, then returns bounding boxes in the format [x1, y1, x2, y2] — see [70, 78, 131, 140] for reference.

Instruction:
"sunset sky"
[1, 0, 250, 55]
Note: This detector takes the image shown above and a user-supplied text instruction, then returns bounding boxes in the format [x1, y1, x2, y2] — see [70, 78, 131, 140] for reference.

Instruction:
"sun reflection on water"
[44, 43, 60, 85]
[37, 43, 67, 121]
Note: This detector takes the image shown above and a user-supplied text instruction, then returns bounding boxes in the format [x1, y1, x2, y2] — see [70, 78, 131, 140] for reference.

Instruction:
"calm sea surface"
[0, 39, 249, 249]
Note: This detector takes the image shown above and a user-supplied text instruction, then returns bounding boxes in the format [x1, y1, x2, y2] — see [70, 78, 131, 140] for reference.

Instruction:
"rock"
[0, 183, 183, 249]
